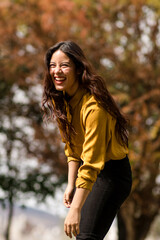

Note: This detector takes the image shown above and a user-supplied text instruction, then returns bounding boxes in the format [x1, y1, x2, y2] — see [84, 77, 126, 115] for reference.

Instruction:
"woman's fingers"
[64, 223, 79, 238]
[72, 224, 79, 237]
[64, 223, 72, 238]
[75, 223, 80, 236]
[63, 187, 74, 207]
[64, 208, 81, 238]
[63, 196, 71, 208]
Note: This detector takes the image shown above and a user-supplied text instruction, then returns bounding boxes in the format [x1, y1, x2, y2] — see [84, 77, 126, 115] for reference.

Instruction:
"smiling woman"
[42, 40, 132, 240]
[49, 50, 79, 96]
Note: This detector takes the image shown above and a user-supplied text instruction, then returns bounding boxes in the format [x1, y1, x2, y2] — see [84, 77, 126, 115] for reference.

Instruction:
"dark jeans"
[76, 155, 132, 240]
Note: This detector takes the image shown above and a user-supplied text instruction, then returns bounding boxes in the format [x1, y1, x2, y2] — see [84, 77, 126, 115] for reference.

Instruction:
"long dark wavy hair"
[42, 40, 129, 147]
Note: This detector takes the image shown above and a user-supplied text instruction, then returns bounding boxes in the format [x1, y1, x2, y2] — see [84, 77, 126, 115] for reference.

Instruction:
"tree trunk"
[5, 194, 14, 240]
[117, 198, 159, 240]
[117, 201, 135, 240]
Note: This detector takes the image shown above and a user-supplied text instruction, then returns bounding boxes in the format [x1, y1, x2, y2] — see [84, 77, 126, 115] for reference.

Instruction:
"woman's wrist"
[67, 182, 75, 189]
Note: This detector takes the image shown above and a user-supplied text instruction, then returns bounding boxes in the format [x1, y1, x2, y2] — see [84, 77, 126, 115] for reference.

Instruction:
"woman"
[42, 40, 132, 240]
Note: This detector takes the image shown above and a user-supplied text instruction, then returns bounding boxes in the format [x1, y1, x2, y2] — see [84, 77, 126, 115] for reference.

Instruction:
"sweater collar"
[68, 86, 87, 109]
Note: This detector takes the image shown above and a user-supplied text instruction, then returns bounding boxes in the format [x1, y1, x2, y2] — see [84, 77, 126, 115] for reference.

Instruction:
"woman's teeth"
[55, 77, 66, 81]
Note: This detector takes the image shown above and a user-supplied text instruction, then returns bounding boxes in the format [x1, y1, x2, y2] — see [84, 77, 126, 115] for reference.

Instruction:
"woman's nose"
[55, 66, 62, 74]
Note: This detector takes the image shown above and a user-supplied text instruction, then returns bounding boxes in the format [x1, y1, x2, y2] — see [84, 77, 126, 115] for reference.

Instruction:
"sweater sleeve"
[76, 103, 111, 191]
[64, 143, 81, 163]
[58, 99, 81, 163]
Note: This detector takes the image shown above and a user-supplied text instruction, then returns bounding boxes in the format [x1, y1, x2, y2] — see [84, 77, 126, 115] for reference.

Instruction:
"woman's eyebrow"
[50, 61, 70, 64]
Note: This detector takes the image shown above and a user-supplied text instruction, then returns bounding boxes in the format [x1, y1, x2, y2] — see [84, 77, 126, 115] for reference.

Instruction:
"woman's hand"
[64, 207, 81, 238]
[63, 184, 75, 208]
[64, 187, 90, 238]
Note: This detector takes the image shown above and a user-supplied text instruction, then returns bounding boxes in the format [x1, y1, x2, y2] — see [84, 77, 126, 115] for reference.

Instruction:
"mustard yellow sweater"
[60, 87, 128, 191]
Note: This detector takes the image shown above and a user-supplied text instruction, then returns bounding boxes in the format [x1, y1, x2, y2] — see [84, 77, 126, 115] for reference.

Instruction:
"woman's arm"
[64, 161, 90, 238]
[64, 187, 90, 238]
[63, 161, 80, 208]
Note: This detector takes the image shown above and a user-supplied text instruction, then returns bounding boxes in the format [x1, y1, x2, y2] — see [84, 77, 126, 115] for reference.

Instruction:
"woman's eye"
[50, 64, 56, 68]
[61, 64, 69, 67]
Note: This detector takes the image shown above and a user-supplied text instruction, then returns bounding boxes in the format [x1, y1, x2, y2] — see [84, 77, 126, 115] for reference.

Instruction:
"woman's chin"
[55, 86, 65, 92]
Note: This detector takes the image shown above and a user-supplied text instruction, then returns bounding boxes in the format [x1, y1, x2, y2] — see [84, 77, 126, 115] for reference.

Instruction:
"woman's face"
[49, 50, 79, 96]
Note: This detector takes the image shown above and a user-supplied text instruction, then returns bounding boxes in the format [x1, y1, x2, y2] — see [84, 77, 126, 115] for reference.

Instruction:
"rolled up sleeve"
[65, 143, 81, 163]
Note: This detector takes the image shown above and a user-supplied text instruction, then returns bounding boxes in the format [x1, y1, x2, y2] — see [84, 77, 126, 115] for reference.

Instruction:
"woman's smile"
[54, 76, 66, 84]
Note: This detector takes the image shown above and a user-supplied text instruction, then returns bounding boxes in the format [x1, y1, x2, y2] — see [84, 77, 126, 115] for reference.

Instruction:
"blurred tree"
[0, 0, 160, 240]
[0, 65, 67, 239]
[68, 1, 160, 239]
[0, 1, 69, 239]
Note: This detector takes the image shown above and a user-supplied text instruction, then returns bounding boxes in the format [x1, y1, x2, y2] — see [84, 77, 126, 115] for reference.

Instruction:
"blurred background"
[0, 0, 160, 239]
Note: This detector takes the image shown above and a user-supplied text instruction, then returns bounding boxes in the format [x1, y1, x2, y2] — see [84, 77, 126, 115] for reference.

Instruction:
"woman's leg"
[76, 156, 132, 240]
